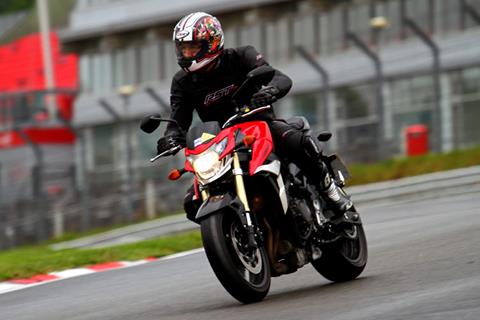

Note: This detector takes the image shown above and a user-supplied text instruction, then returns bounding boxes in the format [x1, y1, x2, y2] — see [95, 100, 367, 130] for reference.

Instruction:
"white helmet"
[173, 12, 224, 72]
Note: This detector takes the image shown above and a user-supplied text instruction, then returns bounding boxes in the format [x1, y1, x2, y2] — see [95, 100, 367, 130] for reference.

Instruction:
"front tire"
[311, 213, 368, 282]
[201, 212, 271, 304]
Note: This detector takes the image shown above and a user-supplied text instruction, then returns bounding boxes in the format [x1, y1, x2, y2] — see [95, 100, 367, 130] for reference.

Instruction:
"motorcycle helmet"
[173, 12, 224, 72]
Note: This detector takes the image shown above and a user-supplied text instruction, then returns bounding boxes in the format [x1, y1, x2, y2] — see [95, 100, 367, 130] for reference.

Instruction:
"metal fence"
[0, 159, 191, 250]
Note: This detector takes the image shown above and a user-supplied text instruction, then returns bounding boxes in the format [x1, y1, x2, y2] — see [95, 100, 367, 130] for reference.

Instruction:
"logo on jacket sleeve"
[204, 84, 237, 106]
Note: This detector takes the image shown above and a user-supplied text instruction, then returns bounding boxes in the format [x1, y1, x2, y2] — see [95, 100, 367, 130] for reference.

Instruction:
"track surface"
[1, 189, 480, 320]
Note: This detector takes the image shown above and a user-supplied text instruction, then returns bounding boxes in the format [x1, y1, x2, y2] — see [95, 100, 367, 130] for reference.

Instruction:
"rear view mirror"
[140, 113, 162, 133]
[232, 65, 276, 103]
[246, 65, 275, 83]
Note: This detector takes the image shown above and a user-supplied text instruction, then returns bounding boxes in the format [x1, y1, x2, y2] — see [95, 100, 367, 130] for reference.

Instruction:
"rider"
[157, 12, 352, 222]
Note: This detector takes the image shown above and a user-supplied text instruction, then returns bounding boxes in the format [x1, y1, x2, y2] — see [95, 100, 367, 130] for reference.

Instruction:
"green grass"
[0, 230, 202, 281]
[347, 146, 480, 186]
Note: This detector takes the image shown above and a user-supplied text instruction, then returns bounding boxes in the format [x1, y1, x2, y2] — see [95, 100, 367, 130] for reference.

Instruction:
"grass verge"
[347, 146, 480, 186]
[0, 230, 202, 282]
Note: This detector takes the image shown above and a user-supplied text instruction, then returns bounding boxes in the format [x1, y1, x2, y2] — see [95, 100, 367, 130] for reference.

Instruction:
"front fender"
[195, 192, 245, 221]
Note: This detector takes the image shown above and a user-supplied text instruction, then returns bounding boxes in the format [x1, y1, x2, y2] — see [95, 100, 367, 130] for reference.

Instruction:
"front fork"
[232, 151, 258, 248]
[198, 151, 258, 248]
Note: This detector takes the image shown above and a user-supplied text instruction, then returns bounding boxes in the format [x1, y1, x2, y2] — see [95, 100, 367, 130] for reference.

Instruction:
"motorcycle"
[140, 65, 367, 304]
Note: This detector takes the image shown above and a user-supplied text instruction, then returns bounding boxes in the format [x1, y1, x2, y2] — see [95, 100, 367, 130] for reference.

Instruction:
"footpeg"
[331, 211, 362, 225]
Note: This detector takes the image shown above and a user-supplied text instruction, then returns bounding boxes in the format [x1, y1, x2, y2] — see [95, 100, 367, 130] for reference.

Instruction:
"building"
[61, 0, 480, 166]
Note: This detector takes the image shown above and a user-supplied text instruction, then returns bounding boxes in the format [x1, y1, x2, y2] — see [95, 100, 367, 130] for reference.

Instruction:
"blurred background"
[0, 0, 479, 249]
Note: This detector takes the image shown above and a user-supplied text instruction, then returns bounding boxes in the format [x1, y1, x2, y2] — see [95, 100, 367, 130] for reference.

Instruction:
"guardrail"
[348, 165, 480, 205]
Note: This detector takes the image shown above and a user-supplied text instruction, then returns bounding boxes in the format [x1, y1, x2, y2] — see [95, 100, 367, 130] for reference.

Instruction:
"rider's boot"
[319, 171, 353, 215]
[302, 135, 352, 216]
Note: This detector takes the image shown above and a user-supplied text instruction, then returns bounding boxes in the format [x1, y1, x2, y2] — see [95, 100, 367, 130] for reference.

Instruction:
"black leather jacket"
[164, 46, 292, 137]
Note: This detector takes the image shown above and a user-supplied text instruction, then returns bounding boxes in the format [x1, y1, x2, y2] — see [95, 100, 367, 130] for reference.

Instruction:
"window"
[292, 14, 316, 58]
[140, 43, 154, 83]
[319, 13, 330, 56]
[348, 2, 370, 44]
[410, 75, 434, 107]
[335, 83, 374, 120]
[405, 0, 430, 34]
[452, 67, 480, 147]
[90, 52, 113, 93]
[436, 0, 462, 35]
[461, 67, 480, 95]
[163, 41, 177, 80]
[91, 53, 102, 93]
[99, 52, 112, 91]
[124, 46, 138, 85]
[390, 78, 411, 110]
[92, 124, 114, 167]
[79, 54, 92, 91]
[113, 49, 125, 88]
[376, 0, 402, 43]
[223, 28, 237, 50]
[137, 127, 158, 162]
[390, 76, 434, 113]
[240, 24, 262, 51]
[275, 17, 291, 63]
[389, 74, 436, 148]
[327, 9, 344, 54]
[265, 22, 279, 63]
[293, 93, 319, 127]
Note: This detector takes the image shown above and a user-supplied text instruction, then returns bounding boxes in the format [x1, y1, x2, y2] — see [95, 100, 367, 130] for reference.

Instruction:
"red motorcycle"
[141, 66, 367, 304]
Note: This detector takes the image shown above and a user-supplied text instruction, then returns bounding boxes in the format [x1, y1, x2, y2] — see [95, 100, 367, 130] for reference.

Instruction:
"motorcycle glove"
[251, 86, 280, 109]
[157, 135, 186, 155]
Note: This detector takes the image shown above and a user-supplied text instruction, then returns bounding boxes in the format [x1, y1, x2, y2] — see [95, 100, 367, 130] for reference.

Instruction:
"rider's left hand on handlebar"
[251, 86, 279, 109]
[156, 135, 186, 155]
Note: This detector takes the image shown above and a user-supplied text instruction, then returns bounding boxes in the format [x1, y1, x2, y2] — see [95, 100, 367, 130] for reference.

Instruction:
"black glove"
[157, 135, 186, 155]
[251, 86, 279, 109]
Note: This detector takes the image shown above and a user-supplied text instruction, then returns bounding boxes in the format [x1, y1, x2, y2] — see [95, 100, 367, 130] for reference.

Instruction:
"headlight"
[193, 151, 221, 180]
[188, 137, 229, 182]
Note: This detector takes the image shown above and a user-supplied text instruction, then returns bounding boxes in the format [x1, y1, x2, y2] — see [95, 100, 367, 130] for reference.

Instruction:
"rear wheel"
[201, 212, 271, 303]
[311, 211, 368, 282]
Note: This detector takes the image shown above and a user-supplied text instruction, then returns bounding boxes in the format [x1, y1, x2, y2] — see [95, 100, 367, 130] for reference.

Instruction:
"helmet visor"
[175, 41, 209, 60]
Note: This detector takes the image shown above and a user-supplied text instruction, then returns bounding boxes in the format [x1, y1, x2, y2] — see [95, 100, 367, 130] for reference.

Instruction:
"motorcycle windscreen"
[186, 121, 222, 149]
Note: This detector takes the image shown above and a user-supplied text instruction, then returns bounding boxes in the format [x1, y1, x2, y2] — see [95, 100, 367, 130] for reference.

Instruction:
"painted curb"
[0, 248, 204, 295]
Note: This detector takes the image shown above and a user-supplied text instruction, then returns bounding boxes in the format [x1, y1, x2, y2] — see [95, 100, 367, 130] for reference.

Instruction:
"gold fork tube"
[232, 151, 251, 212]
[201, 189, 209, 201]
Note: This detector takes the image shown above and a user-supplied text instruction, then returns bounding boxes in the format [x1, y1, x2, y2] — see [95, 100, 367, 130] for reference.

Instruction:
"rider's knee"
[302, 134, 323, 159]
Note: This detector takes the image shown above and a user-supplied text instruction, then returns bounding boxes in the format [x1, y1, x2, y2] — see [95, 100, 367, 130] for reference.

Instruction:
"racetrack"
[1, 188, 480, 320]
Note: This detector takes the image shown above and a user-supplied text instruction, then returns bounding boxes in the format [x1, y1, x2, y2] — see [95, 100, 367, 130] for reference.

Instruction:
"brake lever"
[222, 105, 271, 129]
[240, 105, 271, 118]
[150, 145, 182, 162]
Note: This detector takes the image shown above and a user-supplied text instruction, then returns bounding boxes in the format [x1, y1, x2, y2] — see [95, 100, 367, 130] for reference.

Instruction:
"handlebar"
[149, 105, 270, 162]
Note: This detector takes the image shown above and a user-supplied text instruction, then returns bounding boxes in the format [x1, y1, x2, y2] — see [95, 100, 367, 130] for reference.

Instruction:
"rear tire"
[311, 216, 368, 282]
[201, 212, 271, 304]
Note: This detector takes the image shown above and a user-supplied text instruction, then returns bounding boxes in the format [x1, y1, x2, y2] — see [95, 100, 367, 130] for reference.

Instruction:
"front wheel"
[201, 212, 271, 304]
[311, 211, 368, 282]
